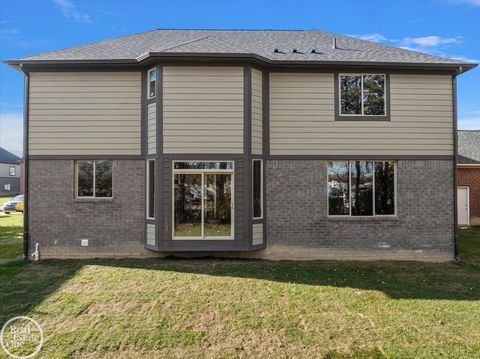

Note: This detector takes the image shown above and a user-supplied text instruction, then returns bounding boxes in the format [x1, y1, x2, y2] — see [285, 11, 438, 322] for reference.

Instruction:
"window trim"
[252, 159, 263, 220]
[146, 159, 155, 220]
[335, 73, 391, 121]
[147, 67, 157, 99]
[327, 160, 397, 218]
[9, 166, 16, 176]
[172, 160, 235, 240]
[75, 160, 113, 199]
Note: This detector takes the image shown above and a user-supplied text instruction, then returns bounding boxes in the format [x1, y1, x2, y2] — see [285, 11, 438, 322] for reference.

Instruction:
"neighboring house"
[4, 29, 477, 261]
[0, 147, 21, 196]
[457, 130, 480, 226]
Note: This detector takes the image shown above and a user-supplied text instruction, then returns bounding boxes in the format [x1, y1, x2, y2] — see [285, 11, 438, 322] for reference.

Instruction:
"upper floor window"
[339, 74, 386, 118]
[76, 160, 113, 198]
[9, 166, 16, 176]
[147, 68, 157, 99]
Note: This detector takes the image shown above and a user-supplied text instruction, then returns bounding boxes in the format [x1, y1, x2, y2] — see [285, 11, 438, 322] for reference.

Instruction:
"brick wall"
[265, 160, 454, 261]
[28, 160, 159, 258]
[457, 166, 480, 221]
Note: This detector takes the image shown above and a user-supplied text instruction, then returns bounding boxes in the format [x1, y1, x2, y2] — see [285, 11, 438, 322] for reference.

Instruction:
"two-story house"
[5, 29, 476, 261]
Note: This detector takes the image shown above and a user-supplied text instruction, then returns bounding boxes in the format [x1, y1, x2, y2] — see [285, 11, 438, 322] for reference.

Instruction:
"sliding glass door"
[173, 162, 233, 239]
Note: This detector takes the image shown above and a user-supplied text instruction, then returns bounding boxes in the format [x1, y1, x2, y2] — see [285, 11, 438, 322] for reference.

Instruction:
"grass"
[0, 218, 479, 358]
[0, 195, 23, 260]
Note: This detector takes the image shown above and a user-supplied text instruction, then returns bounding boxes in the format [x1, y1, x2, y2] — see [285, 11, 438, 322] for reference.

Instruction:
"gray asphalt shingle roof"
[0, 147, 21, 164]
[6, 29, 476, 67]
[458, 130, 480, 164]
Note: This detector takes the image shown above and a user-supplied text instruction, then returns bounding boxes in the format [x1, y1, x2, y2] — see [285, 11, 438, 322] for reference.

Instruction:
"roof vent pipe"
[332, 37, 337, 50]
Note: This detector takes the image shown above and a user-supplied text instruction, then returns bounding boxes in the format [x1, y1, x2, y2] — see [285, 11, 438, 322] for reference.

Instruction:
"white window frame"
[172, 161, 234, 240]
[146, 159, 155, 220]
[75, 160, 113, 199]
[9, 166, 16, 176]
[327, 160, 397, 217]
[338, 73, 387, 117]
[252, 159, 263, 220]
[147, 67, 157, 99]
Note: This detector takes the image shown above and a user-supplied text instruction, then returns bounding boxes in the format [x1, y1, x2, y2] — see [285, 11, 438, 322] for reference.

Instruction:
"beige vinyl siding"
[146, 224, 155, 246]
[29, 72, 141, 155]
[269, 73, 453, 156]
[163, 66, 244, 154]
[252, 223, 263, 245]
[251, 68, 263, 155]
[147, 103, 156, 155]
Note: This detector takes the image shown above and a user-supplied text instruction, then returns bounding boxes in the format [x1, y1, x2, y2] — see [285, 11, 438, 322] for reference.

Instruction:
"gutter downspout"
[20, 64, 29, 261]
[453, 68, 460, 260]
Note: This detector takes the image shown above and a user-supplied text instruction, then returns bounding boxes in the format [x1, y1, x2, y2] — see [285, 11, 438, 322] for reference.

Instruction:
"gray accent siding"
[147, 102, 156, 155]
[252, 223, 263, 245]
[28, 72, 142, 155]
[146, 223, 155, 246]
[251, 68, 263, 155]
[162, 67, 244, 154]
[269, 73, 453, 156]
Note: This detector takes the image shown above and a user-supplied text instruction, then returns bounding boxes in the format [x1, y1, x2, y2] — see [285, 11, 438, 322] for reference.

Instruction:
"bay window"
[253, 159, 263, 219]
[328, 161, 395, 216]
[173, 161, 233, 239]
[147, 159, 155, 219]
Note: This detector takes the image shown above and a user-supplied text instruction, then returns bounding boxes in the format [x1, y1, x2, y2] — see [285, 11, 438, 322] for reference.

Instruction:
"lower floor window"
[76, 160, 113, 198]
[328, 160, 395, 216]
[173, 161, 233, 239]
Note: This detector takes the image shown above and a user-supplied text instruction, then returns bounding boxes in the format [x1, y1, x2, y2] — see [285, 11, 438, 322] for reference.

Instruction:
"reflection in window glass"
[351, 161, 373, 216]
[340, 75, 362, 115]
[77, 161, 94, 197]
[95, 161, 113, 198]
[148, 68, 156, 98]
[328, 162, 350, 215]
[174, 174, 202, 237]
[253, 160, 262, 218]
[204, 174, 232, 237]
[375, 161, 395, 215]
[363, 74, 385, 115]
[174, 162, 233, 170]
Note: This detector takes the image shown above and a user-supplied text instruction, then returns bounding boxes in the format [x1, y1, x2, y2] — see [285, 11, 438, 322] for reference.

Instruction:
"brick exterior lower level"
[28, 159, 455, 261]
[263, 160, 454, 261]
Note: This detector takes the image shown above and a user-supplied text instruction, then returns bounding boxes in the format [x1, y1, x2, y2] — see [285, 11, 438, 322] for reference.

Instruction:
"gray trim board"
[28, 154, 453, 161]
[263, 71, 270, 156]
[28, 155, 144, 160]
[244, 65, 252, 157]
[267, 155, 454, 160]
[155, 65, 164, 251]
[334, 73, 391, 121]
[141, 70, 147, 157]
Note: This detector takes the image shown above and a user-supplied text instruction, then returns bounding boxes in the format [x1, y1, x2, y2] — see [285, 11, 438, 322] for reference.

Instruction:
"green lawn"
[0, 196, 23, 260]
[0, 220, 479, 358]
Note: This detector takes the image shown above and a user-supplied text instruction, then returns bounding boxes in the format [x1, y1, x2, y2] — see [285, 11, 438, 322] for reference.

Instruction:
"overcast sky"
[1, 0, 479, 157]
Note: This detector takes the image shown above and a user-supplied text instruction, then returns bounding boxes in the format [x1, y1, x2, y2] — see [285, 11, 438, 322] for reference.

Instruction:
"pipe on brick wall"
[20, 64, 29, 260]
